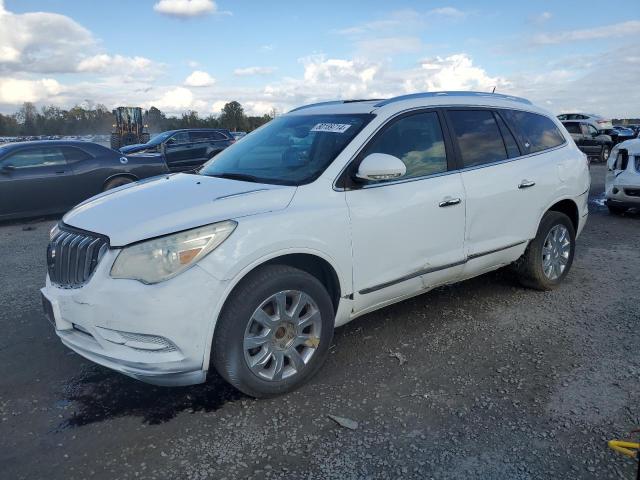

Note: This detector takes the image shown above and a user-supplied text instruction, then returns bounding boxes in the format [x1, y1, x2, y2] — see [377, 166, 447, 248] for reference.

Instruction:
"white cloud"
[153, 0, 229, 18]
[334, 9, 422, 36]
[149, 86, 207, 113]
[427, 7, 466, 18]
[184, 70, 215, 87]
[234, 66, 276, 76]
[0, 3, 95, 73]
[0, 77, 63, 104]
[532, 20, 640, 45]
[77, 54, 154, 73]
[259, 44, 275, 52]
[531, 11, 552, 24]
[356, 37, 423, 56]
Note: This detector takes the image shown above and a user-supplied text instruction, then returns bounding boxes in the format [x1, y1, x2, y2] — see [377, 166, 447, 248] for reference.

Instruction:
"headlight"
[110, 220, 237, 284]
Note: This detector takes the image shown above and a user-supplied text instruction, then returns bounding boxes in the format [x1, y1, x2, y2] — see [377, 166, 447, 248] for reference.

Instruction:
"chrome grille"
[47, 224, 109, 288]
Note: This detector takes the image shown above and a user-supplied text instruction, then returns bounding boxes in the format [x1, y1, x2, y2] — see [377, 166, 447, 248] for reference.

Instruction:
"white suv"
[41, 92, 590, 397]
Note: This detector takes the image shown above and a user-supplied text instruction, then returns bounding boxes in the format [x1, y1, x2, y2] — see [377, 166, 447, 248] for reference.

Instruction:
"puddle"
[58, 365, 243, 428]
[589, 193, 607, 208]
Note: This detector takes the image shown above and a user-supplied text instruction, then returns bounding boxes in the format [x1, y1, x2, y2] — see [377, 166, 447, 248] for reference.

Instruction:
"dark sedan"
[0, 140, 169, 221]
[120, 128, 235, 172]
[561, 121, 613, 162]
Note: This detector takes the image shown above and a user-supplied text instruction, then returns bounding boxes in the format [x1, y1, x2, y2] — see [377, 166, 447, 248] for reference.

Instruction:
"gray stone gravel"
[0, 163, 638, 479]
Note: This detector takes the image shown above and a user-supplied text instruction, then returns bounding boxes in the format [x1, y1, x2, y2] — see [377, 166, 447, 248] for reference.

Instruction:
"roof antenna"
[491, 86, 496, 93]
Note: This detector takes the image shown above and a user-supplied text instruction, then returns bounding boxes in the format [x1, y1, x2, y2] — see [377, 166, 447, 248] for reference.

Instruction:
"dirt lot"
[0, 164, 638, 479]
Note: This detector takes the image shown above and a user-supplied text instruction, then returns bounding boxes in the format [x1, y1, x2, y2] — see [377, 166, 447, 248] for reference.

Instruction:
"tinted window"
[361, 111, 447, 180]
[586, 124, 598, 136]
[448, 110, 507, 167]
[563, 122, 581, 134]
[200, 114, 373, 186]
[190, 131, 226, 141]
[169, 132, 189, 144]
[501, 110, 565, 154]
[2, 147, 66, 169]
[61, 146, 92, 162]
[495, 113, 520, 158]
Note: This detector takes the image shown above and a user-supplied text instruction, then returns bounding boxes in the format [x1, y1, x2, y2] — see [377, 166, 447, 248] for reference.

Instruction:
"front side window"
[2, 147, 66, 169]
[587, 125, 599, 136]
[199, 114, 373, 186]
[169, 132, 189, 144]
[501, 110, 565, 154]
[360, 111, 448, 180]
[448, 110, 508, 168]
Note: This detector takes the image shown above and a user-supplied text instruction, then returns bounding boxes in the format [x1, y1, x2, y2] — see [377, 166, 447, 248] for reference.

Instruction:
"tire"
[103, 176, 134, 191]
[110, 133, 121, 150]
[513, 211, 576, 291]
[600, 145, 610, 162]
[607, 204, 627, 215]
[212, 265, 335, 398]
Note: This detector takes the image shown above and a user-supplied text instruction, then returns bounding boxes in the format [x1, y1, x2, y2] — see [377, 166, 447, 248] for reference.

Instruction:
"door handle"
[439, 197, 461, 208]
[518, 180, 536, 189]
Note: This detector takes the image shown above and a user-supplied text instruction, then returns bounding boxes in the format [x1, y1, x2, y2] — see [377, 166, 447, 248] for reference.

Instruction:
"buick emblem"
[120, 157, 128, 164]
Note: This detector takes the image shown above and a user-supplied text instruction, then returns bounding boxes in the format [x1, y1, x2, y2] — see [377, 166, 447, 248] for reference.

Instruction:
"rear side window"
[563, 122, 581, 134]
[501, 110, 565, 154]
[361, 111, 448, 180]
[447, 110, 507, 168]
[61, 146, 92, 162]
[495, 113, 520, 158]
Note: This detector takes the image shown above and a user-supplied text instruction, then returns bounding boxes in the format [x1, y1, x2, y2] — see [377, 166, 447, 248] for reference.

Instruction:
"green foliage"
[0, 101, 274, 136]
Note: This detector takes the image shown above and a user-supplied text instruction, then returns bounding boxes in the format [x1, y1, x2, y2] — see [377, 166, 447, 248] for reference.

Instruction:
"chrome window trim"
[332, 104, 568, 191]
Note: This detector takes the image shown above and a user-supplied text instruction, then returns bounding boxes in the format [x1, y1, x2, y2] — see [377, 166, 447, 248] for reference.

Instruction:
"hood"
[63, 174, 296, 246]
[119, 143, 149, 154]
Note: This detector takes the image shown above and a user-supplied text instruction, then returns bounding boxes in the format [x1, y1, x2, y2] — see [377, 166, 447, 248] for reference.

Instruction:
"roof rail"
[373, 91, 532, 107]
[289, 98, 384, 113]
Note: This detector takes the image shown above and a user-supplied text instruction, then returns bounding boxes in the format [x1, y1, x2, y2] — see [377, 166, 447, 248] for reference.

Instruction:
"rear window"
[502, 110, 565, 154]
[447, 110, 508, 168]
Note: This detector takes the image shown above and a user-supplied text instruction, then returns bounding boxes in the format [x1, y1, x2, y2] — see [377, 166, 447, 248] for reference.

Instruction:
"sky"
[0, 0, 639, 118]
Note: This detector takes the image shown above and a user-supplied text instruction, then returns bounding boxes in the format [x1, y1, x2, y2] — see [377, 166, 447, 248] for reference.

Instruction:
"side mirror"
[356, 153, 406, 182]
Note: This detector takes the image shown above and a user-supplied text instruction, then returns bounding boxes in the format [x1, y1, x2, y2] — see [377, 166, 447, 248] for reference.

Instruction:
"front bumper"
[41, 250, 226, 386]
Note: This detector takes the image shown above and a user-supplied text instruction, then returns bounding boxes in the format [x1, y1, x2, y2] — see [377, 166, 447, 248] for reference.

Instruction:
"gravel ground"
[1, 163, 638, 479]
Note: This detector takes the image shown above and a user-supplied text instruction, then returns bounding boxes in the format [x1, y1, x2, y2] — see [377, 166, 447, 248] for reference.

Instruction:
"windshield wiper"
[207, 172, 264, 183]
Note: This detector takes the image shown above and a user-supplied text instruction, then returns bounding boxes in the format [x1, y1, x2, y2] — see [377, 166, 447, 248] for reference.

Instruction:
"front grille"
[624, 188, 640, 198]
[47, 224, 109, 288]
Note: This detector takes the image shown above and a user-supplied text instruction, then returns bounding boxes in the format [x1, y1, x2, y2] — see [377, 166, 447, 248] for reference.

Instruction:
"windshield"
[199, 114, 373, 185]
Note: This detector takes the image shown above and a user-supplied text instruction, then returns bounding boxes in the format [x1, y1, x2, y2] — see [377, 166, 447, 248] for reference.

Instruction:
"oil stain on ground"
[58, 365, 243, 428]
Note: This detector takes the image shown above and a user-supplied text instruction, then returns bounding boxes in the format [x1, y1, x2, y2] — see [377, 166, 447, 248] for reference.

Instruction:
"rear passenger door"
[164, 131, 192, 171]
[446, 108, 565, 274]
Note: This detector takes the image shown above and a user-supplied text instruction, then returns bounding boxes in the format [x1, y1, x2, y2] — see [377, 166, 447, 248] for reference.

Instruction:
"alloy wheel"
[243, 290, 322, 381]
[541, 224, 571, 280]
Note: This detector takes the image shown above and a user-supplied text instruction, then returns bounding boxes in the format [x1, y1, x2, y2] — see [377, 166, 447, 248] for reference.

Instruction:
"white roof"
[287, 91, 551, 117]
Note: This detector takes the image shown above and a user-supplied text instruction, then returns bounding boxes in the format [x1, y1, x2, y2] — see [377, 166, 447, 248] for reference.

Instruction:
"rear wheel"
[212, 265, 334, 398]
[103, 176, 134, 191]
[514, 211, 575, 290]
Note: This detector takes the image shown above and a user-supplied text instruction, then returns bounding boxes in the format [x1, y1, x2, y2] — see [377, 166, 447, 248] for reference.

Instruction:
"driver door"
[0, 146, 73, 219]
[344, 110, 466, 313]
[164, 131, 192, 171]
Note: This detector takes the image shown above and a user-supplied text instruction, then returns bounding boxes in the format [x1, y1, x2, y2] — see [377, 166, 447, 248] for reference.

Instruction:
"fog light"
[96, 327, 178, 352]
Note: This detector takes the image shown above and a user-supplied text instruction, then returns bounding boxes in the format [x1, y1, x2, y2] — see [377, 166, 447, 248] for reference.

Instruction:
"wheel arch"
[545, 198, 579, 232]
[102, 173, 138, 190]
[202, 249, 347, 374]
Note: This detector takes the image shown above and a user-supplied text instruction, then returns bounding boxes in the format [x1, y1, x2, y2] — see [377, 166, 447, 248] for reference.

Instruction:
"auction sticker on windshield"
[310, 123, 352, 133]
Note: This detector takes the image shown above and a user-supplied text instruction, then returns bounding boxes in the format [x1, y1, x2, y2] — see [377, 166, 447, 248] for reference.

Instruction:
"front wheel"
[212, 265, 335, 398]
[600, 145, 610, 162]
[513, 211, 576, 290]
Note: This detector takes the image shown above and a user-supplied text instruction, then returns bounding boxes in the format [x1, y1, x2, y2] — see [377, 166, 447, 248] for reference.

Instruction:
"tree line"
[0, 101, 274, 136]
